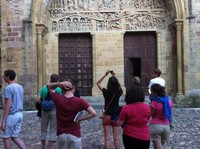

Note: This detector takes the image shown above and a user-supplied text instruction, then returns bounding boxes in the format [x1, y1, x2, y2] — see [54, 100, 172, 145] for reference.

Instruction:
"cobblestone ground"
[0, 108, 200, 149]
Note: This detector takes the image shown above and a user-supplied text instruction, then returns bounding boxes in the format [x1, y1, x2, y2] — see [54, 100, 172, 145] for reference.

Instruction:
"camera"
[109, 70, 113, 73]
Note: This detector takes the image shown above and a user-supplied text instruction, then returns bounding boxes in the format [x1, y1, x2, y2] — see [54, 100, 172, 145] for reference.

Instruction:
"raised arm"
[47, 81, 72, 94]
[96, 70, 114, 91]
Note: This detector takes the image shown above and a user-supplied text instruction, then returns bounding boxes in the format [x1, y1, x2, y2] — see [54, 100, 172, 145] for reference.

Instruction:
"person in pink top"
[149, 84, 173, 149]
[114, 86, 151, 149]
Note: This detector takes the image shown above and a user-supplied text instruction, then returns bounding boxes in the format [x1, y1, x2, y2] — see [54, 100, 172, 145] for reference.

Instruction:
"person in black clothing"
[97, 70, 123, 149]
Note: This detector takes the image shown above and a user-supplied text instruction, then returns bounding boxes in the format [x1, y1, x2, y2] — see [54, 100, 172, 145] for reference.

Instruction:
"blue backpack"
[41, 91, 55, 111]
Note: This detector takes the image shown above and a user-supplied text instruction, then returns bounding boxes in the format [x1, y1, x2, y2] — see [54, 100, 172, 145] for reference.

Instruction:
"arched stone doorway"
[34, 0, 187, 97]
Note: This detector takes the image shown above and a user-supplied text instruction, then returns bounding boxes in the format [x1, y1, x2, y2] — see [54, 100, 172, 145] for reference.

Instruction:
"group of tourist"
[97, 68, 173, 149]
[0, 68, 173, 149]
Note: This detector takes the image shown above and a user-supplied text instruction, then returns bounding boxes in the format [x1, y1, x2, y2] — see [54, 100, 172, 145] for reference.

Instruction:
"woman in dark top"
[97, 70, 123, 149]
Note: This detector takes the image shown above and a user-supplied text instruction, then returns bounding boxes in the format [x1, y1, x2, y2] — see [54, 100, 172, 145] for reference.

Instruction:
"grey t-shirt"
[3, 83, 24, 115]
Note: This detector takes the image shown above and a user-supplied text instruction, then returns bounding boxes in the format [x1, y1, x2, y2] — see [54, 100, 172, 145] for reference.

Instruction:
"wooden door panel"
[59, 33, 92, 96]
[124, 32, 157, 93]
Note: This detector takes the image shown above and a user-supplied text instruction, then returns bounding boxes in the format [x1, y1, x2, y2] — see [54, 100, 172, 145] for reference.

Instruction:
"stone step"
[82, 96, 151, 109]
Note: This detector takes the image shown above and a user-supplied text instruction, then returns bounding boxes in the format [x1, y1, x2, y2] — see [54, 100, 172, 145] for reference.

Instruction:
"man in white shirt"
[148, 68, 165, 94]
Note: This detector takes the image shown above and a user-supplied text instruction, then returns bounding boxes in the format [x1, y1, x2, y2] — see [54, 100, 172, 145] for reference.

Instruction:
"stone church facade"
[1, 0, 200, 105]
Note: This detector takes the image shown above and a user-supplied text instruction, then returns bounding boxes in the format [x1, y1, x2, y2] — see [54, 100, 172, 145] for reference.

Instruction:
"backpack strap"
[44, 86, 52, 101]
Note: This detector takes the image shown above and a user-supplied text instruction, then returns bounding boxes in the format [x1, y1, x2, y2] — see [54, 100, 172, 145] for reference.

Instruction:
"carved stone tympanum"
[49, 0, 168, 32]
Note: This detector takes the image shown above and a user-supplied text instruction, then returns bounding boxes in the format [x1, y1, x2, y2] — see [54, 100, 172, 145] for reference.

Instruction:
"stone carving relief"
[50, 0, 166, 11]
[163, 0, 179, 22]
[92, 12, 122, 31]
[52, 16, 92, 31]
[119, 0, 165, 10]
[125, 11, 167, 30]
[49, 0, 168, 32]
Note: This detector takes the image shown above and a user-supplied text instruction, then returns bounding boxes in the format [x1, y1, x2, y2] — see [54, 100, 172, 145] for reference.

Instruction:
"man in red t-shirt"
[47, 81, 96, 149]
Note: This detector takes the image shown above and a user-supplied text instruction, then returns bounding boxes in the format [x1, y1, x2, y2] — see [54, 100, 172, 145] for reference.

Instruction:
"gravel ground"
[0, 108, 200, 149]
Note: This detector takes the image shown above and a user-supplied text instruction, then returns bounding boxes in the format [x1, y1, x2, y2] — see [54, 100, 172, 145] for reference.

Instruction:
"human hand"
[61, 81, 72, 90]
[36, 98, 41, 103]
[74, 118, 80, 124]
[105, 70, 110, 76]
[0, 121, 5, 131]
[110, 70, 115, 76]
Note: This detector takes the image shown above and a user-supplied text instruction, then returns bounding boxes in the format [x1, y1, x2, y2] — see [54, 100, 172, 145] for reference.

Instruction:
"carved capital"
[36, 24, 48, 36]
[169, 19, 183, 32]
[156, 31, 161, 37]
[174, 20, 183, 31]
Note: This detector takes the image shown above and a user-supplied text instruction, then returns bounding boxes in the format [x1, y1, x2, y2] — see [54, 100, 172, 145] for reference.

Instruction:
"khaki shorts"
[150, 124, 170, 143]
[41, 108, 56, 141]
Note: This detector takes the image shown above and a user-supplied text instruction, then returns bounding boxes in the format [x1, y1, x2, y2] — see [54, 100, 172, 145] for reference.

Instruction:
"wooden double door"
[124, 32, 157, 92]
[58, 32, 157, 95]
[58, 33, 92, 96]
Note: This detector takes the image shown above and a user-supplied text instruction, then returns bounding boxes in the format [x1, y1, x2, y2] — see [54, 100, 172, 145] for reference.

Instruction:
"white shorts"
[57, 133, 82, 149]
[2, 112, 23, 138]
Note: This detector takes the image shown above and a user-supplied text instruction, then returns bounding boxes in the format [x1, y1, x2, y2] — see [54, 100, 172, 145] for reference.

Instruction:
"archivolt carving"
[163, 0, 176, 22]
[49, 0, 168, 32]
[50, 0, 166, 11]
[120, 0, 165, 10]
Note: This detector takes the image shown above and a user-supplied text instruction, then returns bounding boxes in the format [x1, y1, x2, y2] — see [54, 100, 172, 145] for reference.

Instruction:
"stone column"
[91, 32, 97, 95]
[156, 31, 161, 68]
[175, 21, 183, 96]
[36, 24, 48, 93]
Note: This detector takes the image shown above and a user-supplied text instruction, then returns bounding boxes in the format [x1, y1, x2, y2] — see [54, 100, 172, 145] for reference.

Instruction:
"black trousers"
[123, 133, 150, 149]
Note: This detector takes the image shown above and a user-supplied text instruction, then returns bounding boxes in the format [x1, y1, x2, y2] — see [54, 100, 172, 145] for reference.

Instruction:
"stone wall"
[188, 0, 200, 92]
[91, 31, 124, 95]
[177, 0, 200, 106]
[1, 0, 38, 105]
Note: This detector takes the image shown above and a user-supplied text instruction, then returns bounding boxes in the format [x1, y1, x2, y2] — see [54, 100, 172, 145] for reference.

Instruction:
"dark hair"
[125, 86, 145, 104]
[151, 84, 166, 97]
[66, 79, 78, 87]
[4, 70, 16, 81]
[107, 76, 123, 95]
[61, 78, 75, 92]
[50, 74, 59, 83]
[153, 68, 162, 77]
[66, 79, 80, 97]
